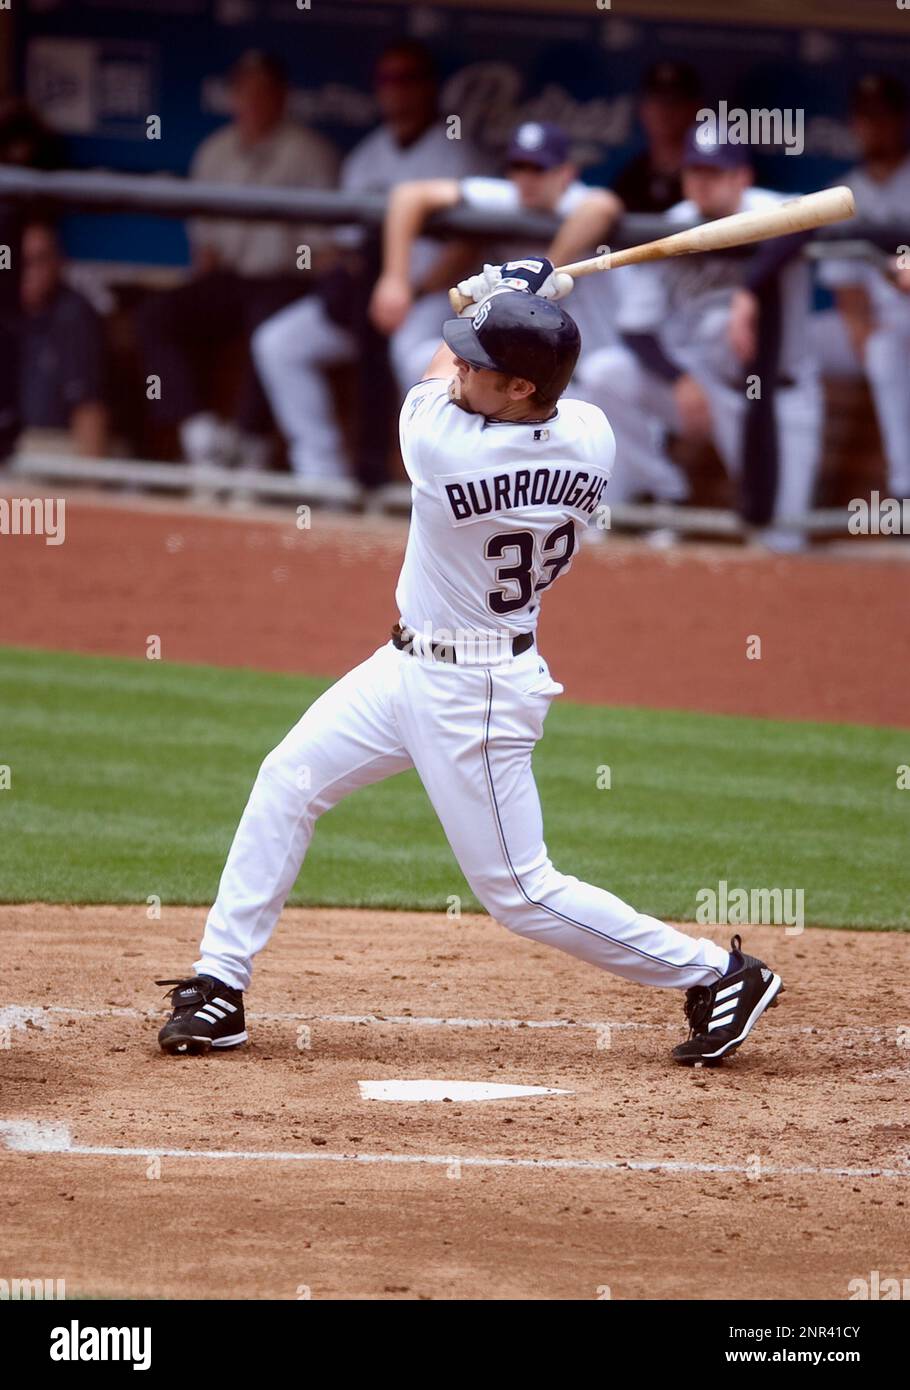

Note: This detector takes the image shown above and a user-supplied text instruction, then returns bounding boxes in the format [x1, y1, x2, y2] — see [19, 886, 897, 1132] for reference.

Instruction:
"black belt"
[391, 623, 533, 664]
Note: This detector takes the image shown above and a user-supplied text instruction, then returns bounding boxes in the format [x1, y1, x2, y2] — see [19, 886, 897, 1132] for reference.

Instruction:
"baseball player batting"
[157, 258, 783, 1066]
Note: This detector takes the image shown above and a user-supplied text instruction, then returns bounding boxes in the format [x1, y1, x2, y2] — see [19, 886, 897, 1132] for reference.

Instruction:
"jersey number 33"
[484, 520, 576, 615]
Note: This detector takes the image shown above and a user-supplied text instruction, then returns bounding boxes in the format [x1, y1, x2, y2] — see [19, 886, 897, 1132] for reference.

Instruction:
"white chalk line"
[0, 1120, 907, 1180]
[0, 1001, 899, 1043]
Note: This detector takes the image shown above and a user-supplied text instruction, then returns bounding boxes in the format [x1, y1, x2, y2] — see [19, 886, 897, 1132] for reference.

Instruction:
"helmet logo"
[473, 296, 494, 331]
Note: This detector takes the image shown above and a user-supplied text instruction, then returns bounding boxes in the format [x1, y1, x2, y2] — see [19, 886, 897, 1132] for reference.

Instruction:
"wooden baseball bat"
[447, 185, 856, 313]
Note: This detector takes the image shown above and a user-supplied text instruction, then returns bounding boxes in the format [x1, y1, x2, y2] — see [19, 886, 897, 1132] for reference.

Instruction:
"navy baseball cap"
[642, 60, 701, 102]
[682, 123, 752, 171]
[506, 121, 571, 170]
[851, 73, 908, 116]
[230, 50, 288, 86]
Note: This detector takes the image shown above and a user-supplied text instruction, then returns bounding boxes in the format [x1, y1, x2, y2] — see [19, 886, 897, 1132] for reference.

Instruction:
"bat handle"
[448, 287, 469, 313]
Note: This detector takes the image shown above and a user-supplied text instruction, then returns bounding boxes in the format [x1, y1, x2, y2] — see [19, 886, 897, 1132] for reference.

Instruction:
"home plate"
[358, 1080, 573, 1103]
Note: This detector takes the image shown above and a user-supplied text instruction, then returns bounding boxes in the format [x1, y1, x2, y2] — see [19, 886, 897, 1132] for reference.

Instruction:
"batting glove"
[499, 257, 573, 299]
[455, 258, 573, 309]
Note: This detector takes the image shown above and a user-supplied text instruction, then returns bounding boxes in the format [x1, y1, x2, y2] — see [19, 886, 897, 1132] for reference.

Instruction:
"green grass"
[0, 645, 907, 928]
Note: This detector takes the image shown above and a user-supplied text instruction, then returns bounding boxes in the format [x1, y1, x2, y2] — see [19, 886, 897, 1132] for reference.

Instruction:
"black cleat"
[156, 975, 247, 1055]
[671, 935, 783, 1065]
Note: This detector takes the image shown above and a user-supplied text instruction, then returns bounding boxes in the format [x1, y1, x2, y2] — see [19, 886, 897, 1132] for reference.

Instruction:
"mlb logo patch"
[533, 428, 550, 442]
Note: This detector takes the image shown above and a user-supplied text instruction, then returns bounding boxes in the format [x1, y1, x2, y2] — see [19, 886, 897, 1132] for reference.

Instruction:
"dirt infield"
[3, 496, 908, 1300]
[1, 494, 909, 725]
[1, 906, 908, 1301]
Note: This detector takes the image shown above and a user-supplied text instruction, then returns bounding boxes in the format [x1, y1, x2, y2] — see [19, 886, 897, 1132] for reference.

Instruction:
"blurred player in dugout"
[560, 126, 823, 547]
[19, 218, 108, 458]
[138, 50, 339, 474]
[369, 95, 709, 507]
[253, 57, 702, 493]
[369, 120, 623, 414]
[611, 60, 704, 214]
[251, 40, 485, 484]
[811, 74, 910, 502]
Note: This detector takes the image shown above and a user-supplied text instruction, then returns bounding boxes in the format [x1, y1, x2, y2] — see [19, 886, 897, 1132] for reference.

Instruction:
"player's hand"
[727, 289, 759, 364]
[369, 274, 413, 335]
[456, 259, 573, 309]
[455, 263, 505, 306]
[673, 374, 713, 440]
[499, 257, 573, 300]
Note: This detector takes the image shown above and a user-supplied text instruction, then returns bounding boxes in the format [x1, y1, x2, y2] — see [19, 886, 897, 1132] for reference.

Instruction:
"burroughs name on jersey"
[439, 464, 608, 527]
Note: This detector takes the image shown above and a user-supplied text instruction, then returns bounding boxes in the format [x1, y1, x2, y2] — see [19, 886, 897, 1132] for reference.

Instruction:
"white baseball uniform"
[576, 188, 823, 538]
[196, 371, 730, 995]
[251, 121, 484, 479]
[813, 155, 910, 497]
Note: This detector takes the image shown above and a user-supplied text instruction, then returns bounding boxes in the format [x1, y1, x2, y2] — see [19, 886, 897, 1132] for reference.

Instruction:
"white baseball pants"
[196, 641, 729, 994]
[578, 343, 822, 549]
[388, 291, 452, 393]
[810, 309, 910, 497]
[571, 348, 690, 506]
[252, 297, 354, 480]
[252, 292, 454, 479]
[866, 325, 910, 497]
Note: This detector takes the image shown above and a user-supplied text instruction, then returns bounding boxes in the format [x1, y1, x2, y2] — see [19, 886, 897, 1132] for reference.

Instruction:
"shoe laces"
[682, 985, 713, 1038]
[155, 977, 212, 1008]
[682, 936, 748, 1038]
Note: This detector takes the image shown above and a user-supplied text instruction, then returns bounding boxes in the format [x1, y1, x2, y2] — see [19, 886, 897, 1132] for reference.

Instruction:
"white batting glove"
[456, 261, 574, 311]
[538, 270, 575, 301]
[455, 263, 503, 307]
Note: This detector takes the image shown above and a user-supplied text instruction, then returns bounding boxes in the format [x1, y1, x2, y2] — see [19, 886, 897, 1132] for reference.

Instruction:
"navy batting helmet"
[442, 290, 581, 401]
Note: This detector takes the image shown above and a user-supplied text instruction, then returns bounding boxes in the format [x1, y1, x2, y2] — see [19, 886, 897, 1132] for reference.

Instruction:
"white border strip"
[0, 1002, 895, 1039]
[0, 1122, 907, 1180]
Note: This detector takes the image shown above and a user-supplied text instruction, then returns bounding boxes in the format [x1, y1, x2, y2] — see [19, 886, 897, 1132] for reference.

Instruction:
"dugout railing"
[0, 166, 904, 539]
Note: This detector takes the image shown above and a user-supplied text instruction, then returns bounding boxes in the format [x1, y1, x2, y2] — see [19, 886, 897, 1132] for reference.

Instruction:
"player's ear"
[508, 376, 537, 401]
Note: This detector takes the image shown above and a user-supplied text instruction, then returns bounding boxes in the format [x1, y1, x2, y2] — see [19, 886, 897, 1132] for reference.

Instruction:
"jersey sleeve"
[817, 256, 868, 291]
[340, 132, 374, 193]
[459, 177, 519, 213]
[398, 378, 454, 485]
[399, 377, 485, 486]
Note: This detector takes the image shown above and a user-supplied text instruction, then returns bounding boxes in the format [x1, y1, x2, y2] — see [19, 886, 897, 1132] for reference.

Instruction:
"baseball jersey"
[460, 176, 619, 354]
[189, 119, 339, 276]
[21, 284, 105, 428]
[341, 122, 486, 282]
[616, 187, 814, 383]
[395, 377, 615, 642]
[817, 156, 910, 329]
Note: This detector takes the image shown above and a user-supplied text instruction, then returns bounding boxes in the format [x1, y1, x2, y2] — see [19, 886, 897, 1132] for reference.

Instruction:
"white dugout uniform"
[195, 370, 730, 995]
[577, 188, 822, 534]
[812, 155, 910, 497]
[253, 169, 619, 479]
[393, 175, 621, 391]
